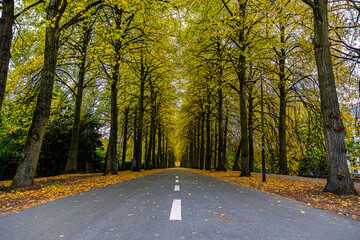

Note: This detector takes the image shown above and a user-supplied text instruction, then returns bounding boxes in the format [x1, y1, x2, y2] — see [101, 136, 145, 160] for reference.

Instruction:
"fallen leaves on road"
[205, 210, 251, 225]
[191, 169, 360, 221]
[0, 169, 167, 215]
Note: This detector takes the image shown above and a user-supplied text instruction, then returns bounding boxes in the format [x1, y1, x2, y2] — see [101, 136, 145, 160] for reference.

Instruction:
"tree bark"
[121, 106, 129, 170]
[302, 0, 356, 195]
[278, 23, 288, 175]
[232, 141, 241, 171]
[162, 132, 166, 168]
[65, 25, 92, 173]
[157, 122, 162, 168]
[133, 111, 137, 158]
[144, 127, 149, 169]
[165, 139, 168, 168]
[0, 0, 14, 111]
[133, 54, 146, 171]
[189, 138, 194, 168]
[199, 105, 205, 170]
[195, 120, 200, 168]
[11, 0, 65, 187]
[145, 123, 151, 170]
[216, 86, 226, 171]
[248, 88, 254, 172]
[213, 124, 218, 169]
[239, 73, 250, 176]
[205, 92, 212, 170]
[237, 1, 250, 177]
[105, 63, 119, 174]
[151, 106, 157, 169]
[223, 115, 229, 168]
[146, 80, 156, 169]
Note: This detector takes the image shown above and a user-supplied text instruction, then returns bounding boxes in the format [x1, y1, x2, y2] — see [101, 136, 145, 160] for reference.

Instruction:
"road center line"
[176, 176, 179, 179]
[174, 185, 180, 191]
[169, 199, 181, 220]
[175, 179, 179, 183]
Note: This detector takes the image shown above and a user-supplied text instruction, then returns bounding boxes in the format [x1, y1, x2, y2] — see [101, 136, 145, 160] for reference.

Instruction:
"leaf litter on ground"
[0, 169, 167, 215]
[190, 169, 360, 221]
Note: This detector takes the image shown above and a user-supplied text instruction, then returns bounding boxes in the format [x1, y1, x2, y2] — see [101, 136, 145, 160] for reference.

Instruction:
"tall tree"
[199, 101, 205, 170]
[121, 106, 130, 170]
[277, 21, 288, 175]
[301, 0, 357, 195]
[146, 76, 157, 169]
[132, 52, 147, 171]
[0, 0, 45, 111]
[65, 23, 93, 173]
[0, 0, 14, 111]
[11, 0, 102, 187]
[205, 89, 212, 170]
[102, 5, 124, 175]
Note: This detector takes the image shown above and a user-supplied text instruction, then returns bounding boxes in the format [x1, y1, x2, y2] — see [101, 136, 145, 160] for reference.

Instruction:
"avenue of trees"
[177, 0, 359, 195]
[0, 0, 359, 195]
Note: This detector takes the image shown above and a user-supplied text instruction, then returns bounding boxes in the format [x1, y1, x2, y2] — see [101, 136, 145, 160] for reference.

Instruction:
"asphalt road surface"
[0, 169, 359, 240]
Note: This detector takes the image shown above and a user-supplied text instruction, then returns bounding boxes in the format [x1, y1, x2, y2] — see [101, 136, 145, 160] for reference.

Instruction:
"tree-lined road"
[0, 169, 359, 240]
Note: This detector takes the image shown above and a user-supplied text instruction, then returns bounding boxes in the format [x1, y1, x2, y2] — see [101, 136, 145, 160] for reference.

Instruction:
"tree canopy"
[0, 0, 359, 195]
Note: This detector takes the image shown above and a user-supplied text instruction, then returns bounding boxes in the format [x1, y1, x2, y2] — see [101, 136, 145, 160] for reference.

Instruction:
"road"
[0, 169, 359, 240]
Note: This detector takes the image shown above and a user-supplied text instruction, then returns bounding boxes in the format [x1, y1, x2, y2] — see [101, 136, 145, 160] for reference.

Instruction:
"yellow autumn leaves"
[191, 169, 360, 220]
[0, 169, 167, 215]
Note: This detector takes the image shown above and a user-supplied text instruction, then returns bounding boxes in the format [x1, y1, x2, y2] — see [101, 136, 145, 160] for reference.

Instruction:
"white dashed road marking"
[174, 185, 180, 191]
[169, 199, 182, 220]
[175, 179, 179, 183]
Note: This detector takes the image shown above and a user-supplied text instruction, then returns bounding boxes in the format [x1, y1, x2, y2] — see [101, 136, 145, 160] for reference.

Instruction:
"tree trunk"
[199, 106, 205, 170]
[0, 0, 14, 111]
[302, 0, 356, 195]
[151, 107, 157, 169]
[195, 120, 200, 168]
[105, 63, 119, 174]
[189, 139, 194, 168]
[162, 133, 166, 168]
[157, 123, 162, 168]
[146, 81, 156, 169]
[213, 124, 218, 169]
[65, 25, 92, 174]
[105, 6, 124, 175]
[278, 23, 288, 175]
[165, 139, 168, 168]
[232, 141, 241, 171]
[224, 115, 229, 168]
[121, 106, 129, 171]
[133, 111, 137, 158]
[248, 88, 254, 172]
[205, 93, 212, 170]
[133, 54, 146, 171]
[11, 0, 64, 187]
[145, 122, 152, 170]
[144, 127, 149, 169]
[239, 75, 250, 177]
[216, 86, 226, 171]
[238, 1, 250, 177]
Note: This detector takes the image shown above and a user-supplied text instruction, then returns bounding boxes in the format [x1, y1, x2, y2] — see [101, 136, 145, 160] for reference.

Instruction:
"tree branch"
[60, 0, 103, 32]
[14, 0, 44, 19]
[301, 0, 316, 9]
[221, 0, 233, 16]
